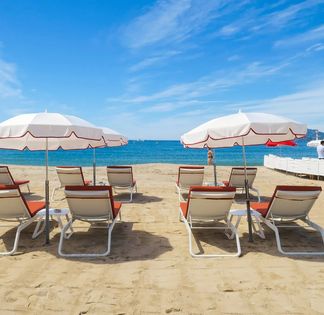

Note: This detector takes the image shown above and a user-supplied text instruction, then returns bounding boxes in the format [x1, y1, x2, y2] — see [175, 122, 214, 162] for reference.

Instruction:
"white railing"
[264, 154, 324, 177]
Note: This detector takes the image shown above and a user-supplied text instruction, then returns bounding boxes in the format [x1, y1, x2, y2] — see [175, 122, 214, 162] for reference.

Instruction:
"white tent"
[0, 112, 106, 243]
[181, 111, 307, 242]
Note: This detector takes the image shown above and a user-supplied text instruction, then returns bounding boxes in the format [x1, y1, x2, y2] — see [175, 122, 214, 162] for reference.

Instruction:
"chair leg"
[58, 218, 117, 257]
[263, 218, 324, 256]
[51, 186, 60, 202]
[251, 187, 261, 202]
[27, 184, 31, 194]
[32, 219, 46, 239]
[0, 219, 36, 256]
[181, 212, 241, 258]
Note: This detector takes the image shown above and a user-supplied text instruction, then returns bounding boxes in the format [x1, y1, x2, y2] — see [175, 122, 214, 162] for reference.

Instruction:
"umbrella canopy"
[181, 111, 307, 243]
[266, 140, 296, 147]
[91, 127, 128, 185]
[0, 112, 106, 244]
[102, 127, 128, 147]
[0, 112, 106, 150]
[181, 112, 306, 148]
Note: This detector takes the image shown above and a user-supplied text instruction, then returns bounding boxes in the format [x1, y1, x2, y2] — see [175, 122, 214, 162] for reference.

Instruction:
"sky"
[0, 0, 323, 139]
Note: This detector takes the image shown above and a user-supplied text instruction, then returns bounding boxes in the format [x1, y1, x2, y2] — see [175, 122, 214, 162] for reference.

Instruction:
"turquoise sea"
[0, 131, 321, 166]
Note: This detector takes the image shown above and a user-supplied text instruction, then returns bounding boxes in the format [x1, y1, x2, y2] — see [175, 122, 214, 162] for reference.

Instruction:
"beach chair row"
[175, 165, 261, 202]
[0, 165, 324, 258]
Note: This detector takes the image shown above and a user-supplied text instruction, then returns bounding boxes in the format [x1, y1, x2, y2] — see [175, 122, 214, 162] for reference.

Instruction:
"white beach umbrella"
[92, 127, 128, 185]
[181, 111, 307, 242]
[0, 112, 106, 244]
[307, 130, 323, 147]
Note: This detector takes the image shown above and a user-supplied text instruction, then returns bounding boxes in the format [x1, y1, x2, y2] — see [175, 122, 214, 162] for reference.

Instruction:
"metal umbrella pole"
[45, 138, 50, 244]
[213, 149, 217, 185]
[241, 136, 253, 242]
[93, 148, 96, 185]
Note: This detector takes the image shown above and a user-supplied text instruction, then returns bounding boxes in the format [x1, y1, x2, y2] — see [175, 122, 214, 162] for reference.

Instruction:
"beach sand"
[1, 164, 324, 314]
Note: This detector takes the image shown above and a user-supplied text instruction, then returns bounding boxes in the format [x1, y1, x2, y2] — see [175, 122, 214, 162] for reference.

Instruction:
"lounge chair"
[175, 166, 204, 201]
[0, 185, 45, 255]
[106, 166, 137, 202]
[58, 186, 122, 257]
[51, 166, 91, 201]
[223, 167, 261, 202]
[179, 186, 241, 257]
[0, 166, 30, 193]
[251, 185, 324, 256]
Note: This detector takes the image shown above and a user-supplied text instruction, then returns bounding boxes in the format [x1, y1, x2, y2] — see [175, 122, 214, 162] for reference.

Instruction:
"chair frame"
[52, 166, 90, 201]
[175, 166, 205, 201]
[252, 185, 324, 256]
[224, 167, 261, 202]
[0, 166, 30, 194]
[58, 186, 121, 258]
[0, 185, 45, 255]
[179, 186, 241, 258]
[107, 166, 137, 202]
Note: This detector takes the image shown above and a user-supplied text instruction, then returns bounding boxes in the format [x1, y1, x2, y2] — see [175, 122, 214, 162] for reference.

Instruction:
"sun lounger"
[58, 186, 122, 257]
[0, 185, 46, 255]
[175, 166, 204, 201]
[51, 166, 91, 201]
[223, 167, 261, 202]
[251, 185, 324, 256]
[179, 186, 241, 257]
[0, 166, 30, 193]
[106, 166, 137, 202]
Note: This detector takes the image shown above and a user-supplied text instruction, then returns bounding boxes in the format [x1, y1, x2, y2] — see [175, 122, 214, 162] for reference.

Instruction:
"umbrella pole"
[93, 148, 96, 185]
[213, 149, 217, 185]
[45, 138, 50, 244]
[242, 137, 253, 242]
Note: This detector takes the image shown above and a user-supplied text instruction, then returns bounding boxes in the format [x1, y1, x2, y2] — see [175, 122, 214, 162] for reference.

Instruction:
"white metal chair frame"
[0, 166, 30, 194]
[179, 187, 241, 258]
[0, 185, 47, 255]
[175, 166, 205, 201]
[52, 166, 90, 201]
[253, 186, 324, 256]
[58, 186, 121, 258]
[107, 166, 137, 202]
[225, 167, 261, 202]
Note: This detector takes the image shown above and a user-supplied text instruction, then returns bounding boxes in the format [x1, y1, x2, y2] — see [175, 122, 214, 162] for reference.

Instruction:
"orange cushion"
[113, 201, 122, 218]
[180, 202, 188, 218]
[250, 202, 270, 217]
[14, 180, 30, 185]
[26, 201, 46, 217]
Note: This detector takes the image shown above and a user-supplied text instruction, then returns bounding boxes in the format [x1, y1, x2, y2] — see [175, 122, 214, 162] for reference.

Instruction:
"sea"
[0, 130, 321, 167]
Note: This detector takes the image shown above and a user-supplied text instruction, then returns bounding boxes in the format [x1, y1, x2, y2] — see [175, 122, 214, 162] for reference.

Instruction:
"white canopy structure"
[0, 112, 106, 243]
[181, 112, 306, 148]
[181, 111, 307, 242]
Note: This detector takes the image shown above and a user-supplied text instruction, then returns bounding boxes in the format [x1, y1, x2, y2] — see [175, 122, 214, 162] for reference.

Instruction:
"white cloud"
[228, 82, 324, 128]
[123, 0, 229, 49]
[275, 24, 324, 47]
[129, 50, 181, 72]
[0, 58, 22, 98]
[109, 60, 290, 105]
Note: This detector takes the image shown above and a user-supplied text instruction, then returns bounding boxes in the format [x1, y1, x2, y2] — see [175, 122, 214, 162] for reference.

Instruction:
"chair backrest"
[186, 186, 236, 221]
[107, 166, 133, 187]
[177, 166, 204, 188]
[0, 166, 15, 185]
[228, 167, 257, 188]
[266, 186, 322, 219]
[56, 166, 86, 187]
[0, 185, 31, 219]
[64, 186, 116, 220]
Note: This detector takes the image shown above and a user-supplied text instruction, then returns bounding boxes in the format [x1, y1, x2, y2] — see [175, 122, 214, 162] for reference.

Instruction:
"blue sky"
[0, 0, 323, 139]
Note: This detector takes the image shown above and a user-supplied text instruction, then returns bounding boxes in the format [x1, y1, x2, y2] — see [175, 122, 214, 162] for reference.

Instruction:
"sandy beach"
[1, 164, 324, 314]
